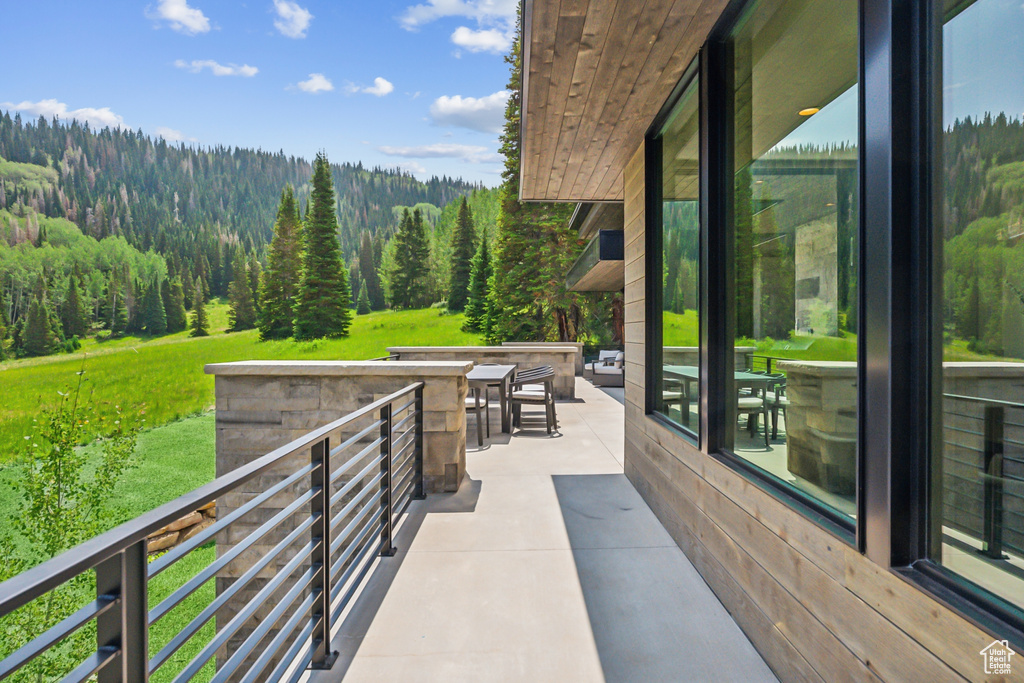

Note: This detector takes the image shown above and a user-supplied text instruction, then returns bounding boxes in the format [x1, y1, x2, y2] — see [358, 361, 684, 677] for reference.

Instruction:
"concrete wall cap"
[389, 345, 578, 353]
[204, 360, 474, 376]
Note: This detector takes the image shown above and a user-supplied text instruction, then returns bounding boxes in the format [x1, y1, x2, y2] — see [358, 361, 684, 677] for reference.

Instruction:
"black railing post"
[96, 540, 147, 683]
[380, 403, 396, 556]
[310, 437, 338, 669]
[981, 405, 1006, 560]
[414, 385, 426, 500]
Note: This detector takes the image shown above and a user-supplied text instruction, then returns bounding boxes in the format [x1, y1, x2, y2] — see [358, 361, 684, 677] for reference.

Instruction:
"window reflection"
[727, 0, 858, 519]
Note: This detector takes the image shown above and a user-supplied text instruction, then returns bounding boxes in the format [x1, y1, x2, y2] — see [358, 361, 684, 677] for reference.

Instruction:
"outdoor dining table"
[466, 364, 517, 434]
[662, 365, 776, 423]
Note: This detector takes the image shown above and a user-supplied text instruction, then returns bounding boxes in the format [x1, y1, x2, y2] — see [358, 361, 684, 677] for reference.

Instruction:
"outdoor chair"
[765, 373, 789, 440]
[737, 389, 770, 448]
[465, 385, 491, 447]
[510, 365, 558, 434]
[662, 377, 688, 423]
[590, 350, 624, 387]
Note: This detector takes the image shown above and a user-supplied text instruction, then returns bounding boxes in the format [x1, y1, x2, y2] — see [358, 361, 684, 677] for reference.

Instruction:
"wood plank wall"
[621, 142, 1018, 683]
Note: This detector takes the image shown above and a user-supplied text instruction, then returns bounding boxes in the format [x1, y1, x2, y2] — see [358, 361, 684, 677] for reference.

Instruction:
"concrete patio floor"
[307, 378, 777, 682]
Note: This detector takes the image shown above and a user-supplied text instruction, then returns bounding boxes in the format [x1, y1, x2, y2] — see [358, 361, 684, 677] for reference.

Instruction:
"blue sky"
[0, 0, 515, 185]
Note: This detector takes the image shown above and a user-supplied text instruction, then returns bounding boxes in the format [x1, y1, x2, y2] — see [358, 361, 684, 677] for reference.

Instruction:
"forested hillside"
[0, 111, 480, 256]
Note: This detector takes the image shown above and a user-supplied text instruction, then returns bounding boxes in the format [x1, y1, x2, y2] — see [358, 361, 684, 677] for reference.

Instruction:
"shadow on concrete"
[551, 473, 778, 683]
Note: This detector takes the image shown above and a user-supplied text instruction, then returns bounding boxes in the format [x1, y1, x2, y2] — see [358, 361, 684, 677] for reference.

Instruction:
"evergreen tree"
[464, 232, 493, 333]
[61, 270, 88, 339]
[228, 248, 257, 331]
[356, 280, 371, 315]
[110, 281, 128, 336]
[258, 187, 303, 340]
[248, 251, 262, 314]
[734, 168, 754, 338]
[143, 278, 167, 335]
[359, 231, 384, 310]
[21, 276, 59, 357]
[189, 278, 209, 337]
[293, 153, 352, 339]
[487, 16, 579, 343]
[165, 277, 187, 333]
[0, 304, 9, 360]
[448, 197, 477, 311]
[388, 208, 431, 309]
[182, 271, 195, 311]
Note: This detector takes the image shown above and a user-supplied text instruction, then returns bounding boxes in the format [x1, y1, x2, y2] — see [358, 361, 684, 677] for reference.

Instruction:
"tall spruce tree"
[356, 281, 371, 315]
[0, 304, 9, 360]
[21, 276, 60, 357]
[190, 278, 209, 337]
[143, 278, 167, 335]
[448, 197, 477, 311]
[293, 153, 352, 339]
[388, 208, 431, 309]
[258, 186, 304, 339]
[359, 231, 384, 310]
[61, 270, 87, 339]
[487, 16, 578, 343]
[248, 251, 262, 314]
[228, 248, 257, 331]
[110, 280, 129, 336]
[463, 231, 493, 333]
[165, 277, 187, 333]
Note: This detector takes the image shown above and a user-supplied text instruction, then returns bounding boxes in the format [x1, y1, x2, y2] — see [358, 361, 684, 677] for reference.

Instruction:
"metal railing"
[368, 353, 400, 361]
[942, 393, 1024, 560]
[0, 382, 425, 682]
[748, 354, 786, 374]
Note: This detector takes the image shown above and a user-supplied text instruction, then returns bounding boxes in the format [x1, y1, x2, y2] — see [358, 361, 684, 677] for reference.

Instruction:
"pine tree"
[248, 251, 262, 314]
[143, 279, 167, 335]
[0, 304, 9, 360]
[293, 153, 352, 339]
[228, 249, 257, 331]
[61, 270, 87, 339]
[464, 232, 493, 332]
[21, 276, 59, 357]
[356, 280, 371, 315]
[388, 208, 431, 309]
[110, 280, 129, 336]
[359, 231, 384, 310]
[190, 278, 209, 337]
[448, 197, 477, 311]
[165, 277, 187, 333]
[258, 187, 303, 340]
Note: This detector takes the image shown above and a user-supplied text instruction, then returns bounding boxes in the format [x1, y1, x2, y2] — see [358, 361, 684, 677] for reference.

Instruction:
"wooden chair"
[510, 366, 558, 434]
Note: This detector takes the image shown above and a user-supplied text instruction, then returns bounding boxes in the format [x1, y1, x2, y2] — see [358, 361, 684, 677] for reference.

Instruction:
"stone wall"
[502, 341, 584, 375]
[204, 360, 471, 673]
[147, 501, 216, 554]
[389, 346, 578, 399]
[663, 346, 755, 371]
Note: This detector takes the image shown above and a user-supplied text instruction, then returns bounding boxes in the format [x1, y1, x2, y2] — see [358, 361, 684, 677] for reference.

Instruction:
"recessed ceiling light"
[799, 107, 820, 116]
[826, 202, 835, 207]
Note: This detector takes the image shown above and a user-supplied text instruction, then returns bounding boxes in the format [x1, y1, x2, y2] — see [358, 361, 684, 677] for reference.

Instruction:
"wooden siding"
[521, 0, 729, 203]
[620, 141, 1018, 682]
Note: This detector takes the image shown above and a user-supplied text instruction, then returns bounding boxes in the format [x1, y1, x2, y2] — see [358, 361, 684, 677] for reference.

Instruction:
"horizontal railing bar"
[211, 570, 319, 683]
[329, 515, 383, 585]
[391, 436, 416, 472]
[0, 594, 117, 680]
[330, 488, 386, 558]
[394, 443, 417, 476]
[239, 593, 317, 683]
[330, 439, 385, 490]
[329, 473, 385, 536]
[391, 409, 417, 434]
[64, 647, 120, 683]
[149, 488, 317, 625]
[392, 466, 417, 508]
[269, 614, 316, 683]
[149, 514, 318, 673]
[393, 475, 416, 517]
[173, 537, 320, 682]
[393, 396, 418, 416]
[331, 534, 386, 623]
[149, 461, 317, 578]
[331, 462, 385, 516]
[285, 641, 317, 683]
[329, 419, 384, 461]
[943, 393, 1024, 410]
[0, 382, 424, 616]
[392, 425, 416, 452]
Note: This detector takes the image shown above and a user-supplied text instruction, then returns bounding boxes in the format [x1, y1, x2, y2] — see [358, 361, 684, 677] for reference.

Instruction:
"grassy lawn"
[0, 307, 481, 463]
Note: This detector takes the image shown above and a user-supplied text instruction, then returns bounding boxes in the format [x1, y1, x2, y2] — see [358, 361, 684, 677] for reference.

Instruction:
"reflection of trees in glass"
[755, 188, 794, 338]
[662, 201, 699, 314]
[735, 167, 754, 338]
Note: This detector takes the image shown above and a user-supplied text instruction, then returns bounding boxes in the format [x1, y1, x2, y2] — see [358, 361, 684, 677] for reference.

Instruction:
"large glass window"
[652, 72, 701, 436]
[725, 0, 859, 520]
[933, 0, 1024, 612]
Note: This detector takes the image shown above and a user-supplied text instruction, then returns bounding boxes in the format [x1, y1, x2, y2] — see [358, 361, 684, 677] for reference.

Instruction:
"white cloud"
[397, 161, 427, 175]
[399, 0, 517, 30]
[346, 77, 395, 97]
[451, 26, 511, 53]
[1, 99, 124, 129]
[174, 59, 258, 77]
[273, 0, 313, 38]
[154, 126, 197, 142]
[146, 0, 211, 35]
[429, 90, 508, 134]
[297, 73, 334, 93]
[377, 142, 499, 163]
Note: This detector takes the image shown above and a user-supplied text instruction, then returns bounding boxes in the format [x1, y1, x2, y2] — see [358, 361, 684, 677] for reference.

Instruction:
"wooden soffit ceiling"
[521, 0, 728, 203]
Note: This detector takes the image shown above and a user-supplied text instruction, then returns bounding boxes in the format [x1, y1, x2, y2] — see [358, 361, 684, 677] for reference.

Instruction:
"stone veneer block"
[388, 346, 579, 399]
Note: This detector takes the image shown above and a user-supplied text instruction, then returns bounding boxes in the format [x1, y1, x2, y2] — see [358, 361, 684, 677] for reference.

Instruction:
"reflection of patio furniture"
[765, 373, 789, 439]
[590, 350, 625, 387]
[737, 394, 770, 448]
[511, 366, 558, 434]
[662, 378, 688, 424]
[663, 366, 774, 444]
